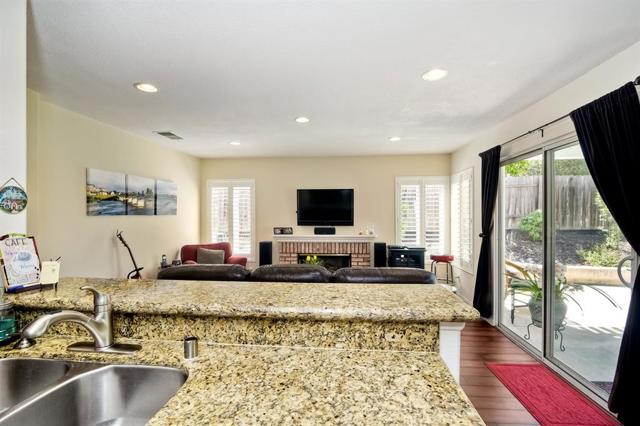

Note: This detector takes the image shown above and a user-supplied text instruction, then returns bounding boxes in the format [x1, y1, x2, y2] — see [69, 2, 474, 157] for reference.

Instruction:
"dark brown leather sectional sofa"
[157, 264, 437, 284]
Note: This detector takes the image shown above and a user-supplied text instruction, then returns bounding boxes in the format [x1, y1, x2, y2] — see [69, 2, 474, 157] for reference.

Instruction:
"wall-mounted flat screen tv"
[297, 189, 354, 226]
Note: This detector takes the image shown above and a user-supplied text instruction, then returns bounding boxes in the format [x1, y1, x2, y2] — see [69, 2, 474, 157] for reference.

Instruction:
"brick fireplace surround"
[274, 236, 375, 267]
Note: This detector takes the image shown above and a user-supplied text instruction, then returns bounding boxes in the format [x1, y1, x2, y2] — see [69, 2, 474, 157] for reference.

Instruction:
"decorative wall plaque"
[0, 178, 28, 214]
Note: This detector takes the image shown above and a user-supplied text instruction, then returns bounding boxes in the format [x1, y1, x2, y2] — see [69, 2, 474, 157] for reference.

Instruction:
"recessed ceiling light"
[421, 69, 448, 81]
[295, 116, 310, 124]
[133, 82, 158, 93]
[389, 137, 401, 142]
[229, 141, 241, 146]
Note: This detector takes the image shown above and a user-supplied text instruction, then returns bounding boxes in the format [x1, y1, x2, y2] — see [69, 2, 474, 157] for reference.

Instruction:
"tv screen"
[297, 189, 354, 226]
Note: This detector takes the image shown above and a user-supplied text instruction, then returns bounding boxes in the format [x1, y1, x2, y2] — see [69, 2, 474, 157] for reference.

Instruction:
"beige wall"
[200, 155, 450, 263]
[0, 0, 27, 235]
[450, 40, 640, 306]
[27, 91, 200, 279]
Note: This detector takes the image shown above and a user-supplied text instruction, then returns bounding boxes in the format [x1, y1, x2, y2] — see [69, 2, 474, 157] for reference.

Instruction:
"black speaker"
[374, 242, 387, 267]
[314, 227, 336, 235]
[259, 241, 273, 266]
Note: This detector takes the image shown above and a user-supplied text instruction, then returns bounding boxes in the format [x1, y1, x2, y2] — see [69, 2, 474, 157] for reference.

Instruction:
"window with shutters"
[395, 177, 449, 255]
[208, 179, 255, 259]
[451, 169, 473, 272]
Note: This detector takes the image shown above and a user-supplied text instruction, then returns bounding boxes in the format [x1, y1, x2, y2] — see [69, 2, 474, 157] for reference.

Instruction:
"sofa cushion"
[250, 264, 332, 283]
[332, 267, 437, 284]
[197, 248, 225, 264]
[157, 264, 250, 281]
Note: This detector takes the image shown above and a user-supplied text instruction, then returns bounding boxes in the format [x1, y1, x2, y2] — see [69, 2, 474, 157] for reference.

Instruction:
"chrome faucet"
[15, 286, 141, 354]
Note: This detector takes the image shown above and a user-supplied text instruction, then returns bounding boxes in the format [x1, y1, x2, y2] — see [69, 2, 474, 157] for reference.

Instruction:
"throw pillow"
[196, 248, 225, 264]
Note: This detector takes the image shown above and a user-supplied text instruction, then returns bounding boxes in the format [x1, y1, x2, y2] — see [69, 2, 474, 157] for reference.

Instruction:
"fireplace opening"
[298, 254, 351, 272]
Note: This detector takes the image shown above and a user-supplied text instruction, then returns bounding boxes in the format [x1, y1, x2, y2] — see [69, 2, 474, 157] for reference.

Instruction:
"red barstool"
[430, 255, 454, 284]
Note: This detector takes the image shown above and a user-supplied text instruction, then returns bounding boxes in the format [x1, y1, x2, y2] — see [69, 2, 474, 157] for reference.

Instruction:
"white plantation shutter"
[210, 187, 229, 243]
[396, 177, 449, 254]
[459, 172, 473, 267]
[208, 180, 255, 259]
[232, 186, 252, 255]
[451, 169, 473, 271]
[451, 177, 461, 264]
[398, 183, 421, 246]
[424, 182, 446, 254]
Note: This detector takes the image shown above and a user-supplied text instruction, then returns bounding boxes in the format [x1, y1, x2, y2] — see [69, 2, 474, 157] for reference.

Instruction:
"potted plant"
[304, 255, 323, 266]
[505, 260, 620, 328]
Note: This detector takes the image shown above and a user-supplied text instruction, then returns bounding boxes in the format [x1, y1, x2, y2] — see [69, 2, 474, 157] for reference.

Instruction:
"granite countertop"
[0, 336, 485, 425]
[9, 278, 479, 323]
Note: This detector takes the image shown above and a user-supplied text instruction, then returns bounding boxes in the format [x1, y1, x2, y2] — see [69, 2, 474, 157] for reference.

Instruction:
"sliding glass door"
[548, 143, 634, 397]
[498, 139, 637, 401]
[499, 152, 544, 353]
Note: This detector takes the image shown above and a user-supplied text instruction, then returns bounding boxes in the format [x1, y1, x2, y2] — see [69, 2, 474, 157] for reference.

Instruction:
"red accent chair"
[180, 243, 248, 267]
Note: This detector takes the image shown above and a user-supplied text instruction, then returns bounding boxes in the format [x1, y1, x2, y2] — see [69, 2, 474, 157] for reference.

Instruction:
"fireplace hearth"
[275, 235, 374, 267]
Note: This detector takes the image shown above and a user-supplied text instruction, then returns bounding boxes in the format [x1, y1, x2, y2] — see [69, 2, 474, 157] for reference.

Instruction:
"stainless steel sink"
[0, 359, 187, 426]
[0, 359, 70, 414]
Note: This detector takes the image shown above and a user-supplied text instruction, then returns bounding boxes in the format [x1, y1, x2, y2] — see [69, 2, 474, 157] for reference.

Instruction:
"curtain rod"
[501, 76, 640, 147]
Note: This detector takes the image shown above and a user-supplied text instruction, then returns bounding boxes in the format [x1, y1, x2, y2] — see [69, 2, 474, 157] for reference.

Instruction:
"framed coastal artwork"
[126, 175, 156, 216]
[86, 169, 127, 216]
[156, 180, 178, 215]
[86, 168, 177, 216]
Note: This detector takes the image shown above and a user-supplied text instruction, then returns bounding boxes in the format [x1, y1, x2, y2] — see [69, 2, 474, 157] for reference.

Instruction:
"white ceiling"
[28, 0, 640, 158]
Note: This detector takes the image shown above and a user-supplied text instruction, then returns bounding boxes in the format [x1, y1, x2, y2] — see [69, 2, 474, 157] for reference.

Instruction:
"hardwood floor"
[460, 320, 540, 426]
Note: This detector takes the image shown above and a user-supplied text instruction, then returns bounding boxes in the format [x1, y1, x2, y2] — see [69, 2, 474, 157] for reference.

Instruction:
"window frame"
[207, 178, 256, 261]
[395, 176, 450, 255]
[450, 168, 474, 273]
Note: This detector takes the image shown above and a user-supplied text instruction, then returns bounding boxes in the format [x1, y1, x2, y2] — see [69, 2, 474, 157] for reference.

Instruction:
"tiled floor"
[460, 320, 540, 426]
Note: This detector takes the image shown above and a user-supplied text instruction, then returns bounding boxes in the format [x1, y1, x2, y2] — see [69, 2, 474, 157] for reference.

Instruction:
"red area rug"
[486, 363, 619, 426]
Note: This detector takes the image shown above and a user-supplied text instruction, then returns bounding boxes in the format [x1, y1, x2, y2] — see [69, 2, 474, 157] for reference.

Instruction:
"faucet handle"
[80, 286, 111, 307]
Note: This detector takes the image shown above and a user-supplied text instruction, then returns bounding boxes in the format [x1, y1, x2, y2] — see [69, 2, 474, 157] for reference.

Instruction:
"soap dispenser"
[0, 299, 17, 344]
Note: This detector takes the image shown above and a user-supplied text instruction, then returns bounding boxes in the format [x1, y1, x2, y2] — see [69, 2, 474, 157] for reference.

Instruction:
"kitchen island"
[5, 278, 483, 425]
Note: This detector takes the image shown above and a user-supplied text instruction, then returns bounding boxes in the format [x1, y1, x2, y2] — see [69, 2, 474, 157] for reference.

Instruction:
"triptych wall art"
[86, 168, 177, 216]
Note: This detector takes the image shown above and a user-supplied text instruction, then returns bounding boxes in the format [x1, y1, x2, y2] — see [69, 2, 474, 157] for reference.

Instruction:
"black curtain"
[473, 145, 502, 318]
[570, 82, 640, 424]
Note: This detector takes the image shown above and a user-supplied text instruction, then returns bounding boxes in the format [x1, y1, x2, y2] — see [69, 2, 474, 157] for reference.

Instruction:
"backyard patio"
[504, 283, 629, 392]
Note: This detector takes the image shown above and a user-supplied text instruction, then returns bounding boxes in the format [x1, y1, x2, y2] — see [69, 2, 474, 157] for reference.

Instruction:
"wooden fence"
[504, 176, 602, 229]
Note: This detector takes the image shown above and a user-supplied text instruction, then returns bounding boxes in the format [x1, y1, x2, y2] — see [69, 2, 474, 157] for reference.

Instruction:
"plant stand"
[524, 321, 566, 352]
[508, 288, 529, 324]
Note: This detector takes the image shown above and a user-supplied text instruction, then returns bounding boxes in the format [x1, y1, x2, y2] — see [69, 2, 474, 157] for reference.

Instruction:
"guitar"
[115, 230, 143, 279]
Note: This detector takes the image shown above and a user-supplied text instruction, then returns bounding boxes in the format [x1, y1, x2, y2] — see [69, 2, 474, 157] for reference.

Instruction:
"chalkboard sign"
[0, 235, 41, 290]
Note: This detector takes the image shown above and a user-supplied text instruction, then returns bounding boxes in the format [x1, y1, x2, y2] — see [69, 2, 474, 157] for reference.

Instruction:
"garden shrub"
[506, 160, 541, 177]
[519, 209, 543, 242]
[579, 245, 620, 267]
[579, 194, 624, 267]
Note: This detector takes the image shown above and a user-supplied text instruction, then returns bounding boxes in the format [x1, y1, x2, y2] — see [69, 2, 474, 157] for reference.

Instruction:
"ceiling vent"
[154, 131, 183, 140]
